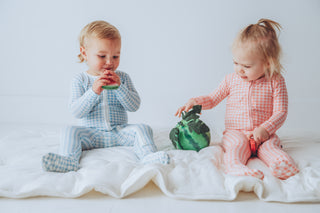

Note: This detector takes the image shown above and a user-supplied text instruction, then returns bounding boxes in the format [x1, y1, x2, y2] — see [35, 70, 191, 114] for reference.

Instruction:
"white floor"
[1, 182, 320, 213]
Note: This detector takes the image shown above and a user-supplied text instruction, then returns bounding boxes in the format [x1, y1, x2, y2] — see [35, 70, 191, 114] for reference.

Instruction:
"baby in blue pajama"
[42, 20, 170, 172]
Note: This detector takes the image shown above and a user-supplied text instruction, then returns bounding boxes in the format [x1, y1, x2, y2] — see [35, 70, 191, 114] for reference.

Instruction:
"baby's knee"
[61, 125, 82, 135]
[222, 130, 248, 149]
[222, 138, 247, 152]
[60, 126, 93, 143]
[133, 123, 153, 135]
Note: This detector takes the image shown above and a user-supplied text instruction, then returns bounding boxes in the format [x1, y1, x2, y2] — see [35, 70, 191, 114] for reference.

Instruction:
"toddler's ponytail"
[233, 18, 283, 79]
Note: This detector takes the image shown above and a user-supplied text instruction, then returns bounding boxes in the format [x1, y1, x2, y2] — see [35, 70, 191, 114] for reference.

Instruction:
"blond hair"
[78, 20, 121, 63]
[232, 19, 283, 79]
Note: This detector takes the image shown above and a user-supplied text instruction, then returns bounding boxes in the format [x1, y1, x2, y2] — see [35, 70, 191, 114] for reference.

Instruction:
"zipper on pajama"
[103, 90, 112, 131]
[248, 82, 254, 130]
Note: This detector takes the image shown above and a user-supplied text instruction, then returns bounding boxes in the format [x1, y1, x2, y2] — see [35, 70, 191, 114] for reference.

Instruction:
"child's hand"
[92, 71, 121, 95]
[103, 70, 121, 85]
[247, 126, 270, 146]
[175, 99, 197, 117]
[92, 74, 108, 95]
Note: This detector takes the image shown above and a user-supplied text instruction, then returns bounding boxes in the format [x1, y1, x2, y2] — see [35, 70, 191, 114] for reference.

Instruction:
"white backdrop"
[1, 0, 319, 131]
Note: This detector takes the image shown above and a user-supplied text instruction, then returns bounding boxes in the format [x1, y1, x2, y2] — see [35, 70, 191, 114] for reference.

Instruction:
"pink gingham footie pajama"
[192, 73, 299, 179]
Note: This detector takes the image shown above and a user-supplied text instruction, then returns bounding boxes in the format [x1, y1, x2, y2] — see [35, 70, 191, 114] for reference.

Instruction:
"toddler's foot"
[226, 165, 264, 180]
[270, 159, 299, 180]
[42, 153, 79, 172]
[141, 151, 170, 165]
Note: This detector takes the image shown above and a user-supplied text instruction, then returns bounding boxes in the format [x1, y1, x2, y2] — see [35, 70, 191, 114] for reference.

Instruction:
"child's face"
[232, 43, 267, 82]
[80, 37, 121, 76]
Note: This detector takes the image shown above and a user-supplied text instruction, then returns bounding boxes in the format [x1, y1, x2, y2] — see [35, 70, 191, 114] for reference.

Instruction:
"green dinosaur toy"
[169, 105, 210, 151]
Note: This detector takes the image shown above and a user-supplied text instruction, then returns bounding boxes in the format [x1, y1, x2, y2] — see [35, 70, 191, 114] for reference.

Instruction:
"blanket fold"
[0, 126, 319, 202]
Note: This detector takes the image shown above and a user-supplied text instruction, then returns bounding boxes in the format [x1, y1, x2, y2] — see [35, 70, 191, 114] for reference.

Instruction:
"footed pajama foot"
[270, 159, 299, 180]
[141, 151, 170, 165]
[42, 153, 80, 172]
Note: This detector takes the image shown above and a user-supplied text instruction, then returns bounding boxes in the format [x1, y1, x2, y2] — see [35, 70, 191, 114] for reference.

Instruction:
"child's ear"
[264, 61, 271, 78]
[265, 60, 271, 68]
[263, 60, 270, 72]
[80, 46, 87, 61]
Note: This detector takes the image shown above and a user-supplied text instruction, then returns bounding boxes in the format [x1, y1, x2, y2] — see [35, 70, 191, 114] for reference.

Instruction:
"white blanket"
[0, 125, 319, 202]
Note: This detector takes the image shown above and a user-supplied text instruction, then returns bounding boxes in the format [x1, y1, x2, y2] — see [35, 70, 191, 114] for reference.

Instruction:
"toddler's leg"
[42, 126, 100, 172]
[222, 130, 264, 179]
[258, 134, 299, 180]
[119, 124, 170, 164]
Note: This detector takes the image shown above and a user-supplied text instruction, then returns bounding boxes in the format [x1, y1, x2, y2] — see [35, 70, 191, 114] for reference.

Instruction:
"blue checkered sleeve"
[115, 72, 141, 112]
[69, 74, 100, 118]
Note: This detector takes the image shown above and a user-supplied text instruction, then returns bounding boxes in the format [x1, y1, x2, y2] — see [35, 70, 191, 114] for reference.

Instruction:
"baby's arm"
[114, 72, 141, 112]
[260, 75, 288, 136]
[69, 75, 100, 118]
[175, 75, 230, 117]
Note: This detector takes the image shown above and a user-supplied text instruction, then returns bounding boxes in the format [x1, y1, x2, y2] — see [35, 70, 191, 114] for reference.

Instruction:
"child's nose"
[105, 58, 113, 65]
[238, 67, 245, 74]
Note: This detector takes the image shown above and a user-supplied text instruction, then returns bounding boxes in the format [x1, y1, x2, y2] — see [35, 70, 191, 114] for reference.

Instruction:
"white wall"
[1, 0, 319, 131]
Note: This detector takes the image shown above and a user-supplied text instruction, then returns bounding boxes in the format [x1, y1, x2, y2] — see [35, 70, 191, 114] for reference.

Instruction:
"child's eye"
[113, 56, 119, 59]
[98, 55, 106, 58]
[244, 65, 251, 69]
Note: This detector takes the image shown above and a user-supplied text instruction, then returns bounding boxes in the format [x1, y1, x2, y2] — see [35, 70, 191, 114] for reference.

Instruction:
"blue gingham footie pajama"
[42, 71, 169, 172]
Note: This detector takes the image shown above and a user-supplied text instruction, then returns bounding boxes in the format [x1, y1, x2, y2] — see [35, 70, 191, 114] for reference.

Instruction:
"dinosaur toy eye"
[169, 105, 211, 152]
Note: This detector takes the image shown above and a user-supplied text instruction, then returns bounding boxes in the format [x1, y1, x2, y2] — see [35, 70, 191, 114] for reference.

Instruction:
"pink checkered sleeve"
[260, 75, 288, 135]
[192, 76, 230, 110]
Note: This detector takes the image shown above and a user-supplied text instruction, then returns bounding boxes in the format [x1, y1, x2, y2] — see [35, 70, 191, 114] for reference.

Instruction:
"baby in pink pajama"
[176, 19, 299, 180]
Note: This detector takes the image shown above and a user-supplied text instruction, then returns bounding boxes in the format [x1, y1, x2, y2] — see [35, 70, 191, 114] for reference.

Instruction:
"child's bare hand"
[92, 75, 108, 95]
[247, 126, 270, 146]
[175, 99, 197, 117]
[104, 70, 121, 85]
[92, 71, 121, 95]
